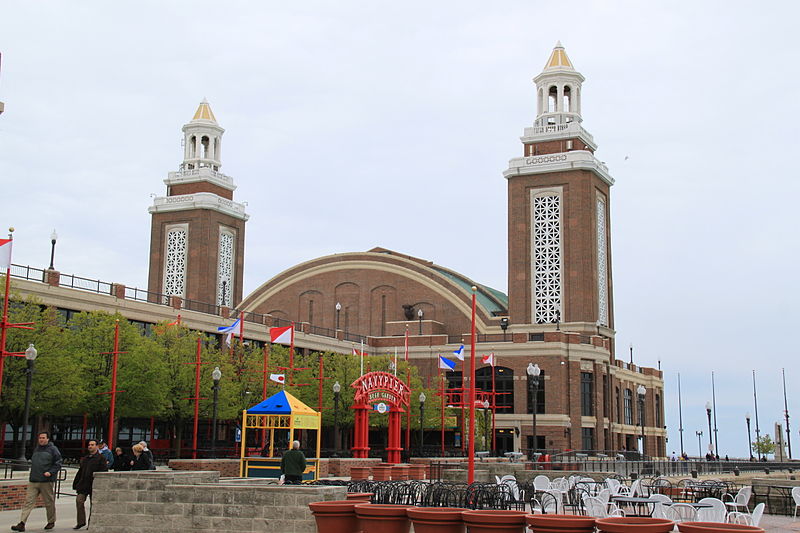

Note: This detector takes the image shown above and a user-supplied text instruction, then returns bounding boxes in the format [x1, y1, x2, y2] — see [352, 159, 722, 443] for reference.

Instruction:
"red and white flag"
[0, 239, 12, 270]
[352, 347, 368, 357]
[481, 353, 495, 366]
[269, 325, 293, 345]
[269, 373, 285, 384]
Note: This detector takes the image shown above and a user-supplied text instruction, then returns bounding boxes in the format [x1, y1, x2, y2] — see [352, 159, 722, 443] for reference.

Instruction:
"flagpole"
[360, 339, 365, 377]
[467, 286, 477, 484]
[262, 344, 269, 448]
[290, 321, 295, 386]
[491, 353, 496, 454]
[677, 372, 685, 456]
[191, 334, 202, 459]
[440, 364, 445, 457]
[405, 325, 411, 454]
[394, 347, 398, 377]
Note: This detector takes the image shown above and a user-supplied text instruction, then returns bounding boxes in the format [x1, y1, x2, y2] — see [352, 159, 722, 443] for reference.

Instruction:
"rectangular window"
[616, 387, 621, 423]
[624, 389, 633, 425]
[581, 427, 595, 450]
[602, 375, 609, 418]
[526, 370, 546, 414]
[581, 372, 594, 416]
[655, 393, 662, 427]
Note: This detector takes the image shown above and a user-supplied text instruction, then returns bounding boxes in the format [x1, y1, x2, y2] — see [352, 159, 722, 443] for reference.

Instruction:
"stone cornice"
[148, 192, 249, 221]
[503, 150, 614, 186]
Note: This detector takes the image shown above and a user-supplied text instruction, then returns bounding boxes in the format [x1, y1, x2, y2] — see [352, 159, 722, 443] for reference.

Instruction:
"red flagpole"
[491, 354, 496, 453]
[440, 365, 445, 457]
[467, 287, 477, 484]
[108, 320, 121, 448]
[0, 231, 35, 398]
[405, 326, 410, 454]
[289, 321, 295, 386]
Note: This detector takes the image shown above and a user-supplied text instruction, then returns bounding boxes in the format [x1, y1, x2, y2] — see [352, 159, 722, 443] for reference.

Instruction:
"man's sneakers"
[10, 523, 24, 532]
[73, 524, 87, 530]
[44, 525, 55, 530]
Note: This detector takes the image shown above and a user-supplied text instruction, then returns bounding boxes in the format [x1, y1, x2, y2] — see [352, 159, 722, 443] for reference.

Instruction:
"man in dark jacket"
[71, 439, 108, 530]
[280, 440, 306, 484]
[12, 431, 62, 532]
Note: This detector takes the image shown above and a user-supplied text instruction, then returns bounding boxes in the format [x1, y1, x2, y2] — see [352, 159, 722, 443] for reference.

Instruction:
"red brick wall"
[168, 459, 240, 478]
[0, 482, 44, 511]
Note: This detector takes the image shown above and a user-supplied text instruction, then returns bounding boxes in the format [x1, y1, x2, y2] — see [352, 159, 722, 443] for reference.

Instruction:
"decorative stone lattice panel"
[163, 227, 187, 298]
[217, 228, 234, 306]
[597, 197, 608, 326]
[532, 193, 562, 323]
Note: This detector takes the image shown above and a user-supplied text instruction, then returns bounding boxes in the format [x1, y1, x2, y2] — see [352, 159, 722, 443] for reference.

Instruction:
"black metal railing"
[183, 298, 219, 315]
[59, 273, 113, 295]
[124, 286, 170, 305]
[9, 264, 47, 282]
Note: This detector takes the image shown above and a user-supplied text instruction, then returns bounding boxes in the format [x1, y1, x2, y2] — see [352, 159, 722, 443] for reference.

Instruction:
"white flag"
[269, 373, 285, 384]
[0, 239, 11, 270]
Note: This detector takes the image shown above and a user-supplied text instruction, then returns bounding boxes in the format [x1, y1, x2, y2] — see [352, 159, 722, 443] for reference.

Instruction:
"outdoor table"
[611, 496, 658, 517]
[663, 501, 713, 509]
[765, 485, 797, 515]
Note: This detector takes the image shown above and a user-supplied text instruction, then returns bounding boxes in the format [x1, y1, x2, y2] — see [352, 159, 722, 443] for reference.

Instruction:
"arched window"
[201, 136, 210, 159]
[548, 86, 557, 113]
[563, 85, 571, 112]
[476, 366, 514, 413]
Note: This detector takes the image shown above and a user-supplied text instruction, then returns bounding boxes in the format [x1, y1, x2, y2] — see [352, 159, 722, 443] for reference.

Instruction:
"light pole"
[419, 392, 426, 456]
[696, 430, 703, 457]
[638, 385, 646, 456]
[48, 230, 57, 270]
[745, 412, 753, 460]
[527, 363, 541, 456]
[482, 400, 490, 451]
[335, 302, 341, 331]
[417, 308, 423, 335]
[752, 370, 762, 460]
[705, 401, 713, 457]
[16, 344, 38, 469]
[211, 366, 221, 457]
[333, 381, 341, 456]
[629, 343, 634, 365]
[500, 317, 509, 341]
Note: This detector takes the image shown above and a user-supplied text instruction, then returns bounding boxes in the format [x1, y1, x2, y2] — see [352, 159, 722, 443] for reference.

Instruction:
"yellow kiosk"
[239, 390, 321, 480]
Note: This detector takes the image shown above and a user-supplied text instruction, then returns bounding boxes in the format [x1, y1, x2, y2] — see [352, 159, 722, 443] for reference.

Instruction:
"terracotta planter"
[372, 466, 392, 481]
[407, 507, 465, 533]
[347, 492, 373, 502]
[461, 510, 527, 533]
[595, 517, 675, 533]
[308, 500, 361, 533]
[350, 467, 371, 480]
[356, 504, 411, 533]
[678, 522, 765, 533]
[526, 513, 596, 533]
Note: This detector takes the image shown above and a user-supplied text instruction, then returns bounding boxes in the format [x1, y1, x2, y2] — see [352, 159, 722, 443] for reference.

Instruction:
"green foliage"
[752, 434, 776, 456]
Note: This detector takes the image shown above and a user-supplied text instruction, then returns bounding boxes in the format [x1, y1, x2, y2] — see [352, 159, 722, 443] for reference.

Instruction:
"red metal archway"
[351, 371, 410, 463]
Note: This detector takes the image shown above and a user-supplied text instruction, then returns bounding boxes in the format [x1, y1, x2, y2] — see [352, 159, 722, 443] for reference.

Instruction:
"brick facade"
[0, 481, 44, 512]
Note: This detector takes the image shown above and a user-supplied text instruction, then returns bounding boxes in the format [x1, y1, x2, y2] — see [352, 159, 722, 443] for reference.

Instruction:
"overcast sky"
[2, 1, 798, 458]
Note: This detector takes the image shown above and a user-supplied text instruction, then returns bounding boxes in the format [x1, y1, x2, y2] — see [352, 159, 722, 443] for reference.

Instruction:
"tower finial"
[192, 99, 217, 123]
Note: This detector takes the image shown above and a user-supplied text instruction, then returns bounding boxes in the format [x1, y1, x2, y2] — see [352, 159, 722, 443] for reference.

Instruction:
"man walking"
[71, 439, 108, 530]
[280, 440, 306, 484]
[12, 431, 62, 532]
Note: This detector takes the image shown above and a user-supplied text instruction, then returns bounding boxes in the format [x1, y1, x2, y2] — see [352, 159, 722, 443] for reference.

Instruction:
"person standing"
[71, 439, 108, 530]
[97, 440, 113, 469]
[11, 431, 62, 532]
[111, 447, 130, 471]
[280, 440, 306, 484]
[138, 441, 155, 469]
[130, 444, 153, 470]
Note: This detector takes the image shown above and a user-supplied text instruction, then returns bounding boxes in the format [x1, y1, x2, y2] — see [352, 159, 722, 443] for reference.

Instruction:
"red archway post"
[387, 410, 402, 463]
[350, 372, 410, 461]
[183, 334, 208, 459]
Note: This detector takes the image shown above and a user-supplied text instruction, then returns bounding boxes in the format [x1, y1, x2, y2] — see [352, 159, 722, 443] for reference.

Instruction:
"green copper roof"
[432, 267, 508, 316]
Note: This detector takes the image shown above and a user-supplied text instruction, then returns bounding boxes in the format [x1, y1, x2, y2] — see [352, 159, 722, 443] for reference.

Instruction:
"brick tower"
[505, 43, 614, 329]
[147, 100, 248, 308]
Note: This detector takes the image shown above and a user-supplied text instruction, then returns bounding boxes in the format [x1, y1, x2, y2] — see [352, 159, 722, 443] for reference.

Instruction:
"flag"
[218, 318, 242, 346]
[0, 238, 11, 270]
[352, 347, 368, 357]
[439, 356, 456, 371]
[269, 373, 285, 384]
[453, 344, 464, 361]
[482, 353, 495, 366]
[270, 325, 293, 344]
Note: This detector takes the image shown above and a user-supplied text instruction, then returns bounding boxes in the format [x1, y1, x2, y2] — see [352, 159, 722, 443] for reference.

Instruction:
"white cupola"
[533, 42, 585, 127]
[181, 99, 224, 171]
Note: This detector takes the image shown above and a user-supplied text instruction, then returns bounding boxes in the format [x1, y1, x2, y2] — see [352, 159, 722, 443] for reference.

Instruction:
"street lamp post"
[745, 412, 753, 460]
[16, 344, 38, 469]
[638, 385, 646, 456]
[335, 302, 341, 331]
[696, 430, 703, 457]
[500, 317, 509, 342]
[333, 381, 341, 456]
[527, 363, 541, 457]
[705, 401, 713, 457]
[419, 392, 426, 456]
[417, 308, 423, 335]
[211, 367, 221, 457]
[482, 400, 490, 451]
[48, 230, 57, 270]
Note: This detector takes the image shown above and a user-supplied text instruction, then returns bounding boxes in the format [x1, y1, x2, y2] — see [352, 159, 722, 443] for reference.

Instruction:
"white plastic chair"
[584, 496, 624, 518]
[664, 503, 698, 523]
[533, 474, 551, 491]
[649, 493, 672, 520]
[596, 488, 611, 506]
[551, 477, 569, 492]
[696, 497, 727, 523]
[531, 489, 562, 514]
[723, 485, 752, 514]
[792, 486, 800, 519]
[728, 502, 764, 527]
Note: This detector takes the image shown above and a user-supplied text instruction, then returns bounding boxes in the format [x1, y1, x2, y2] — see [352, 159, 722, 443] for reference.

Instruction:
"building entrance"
[495, 429, 514, 455]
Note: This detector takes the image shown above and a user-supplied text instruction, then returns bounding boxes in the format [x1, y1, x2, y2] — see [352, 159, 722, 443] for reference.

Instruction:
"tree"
[752, 435, 775, 458]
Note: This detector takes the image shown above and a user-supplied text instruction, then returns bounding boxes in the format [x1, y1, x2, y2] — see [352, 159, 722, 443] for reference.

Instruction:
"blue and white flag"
[218, 318, 242, 346]
[439, 355, 456, 371]
[453, 344, 464, 361]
